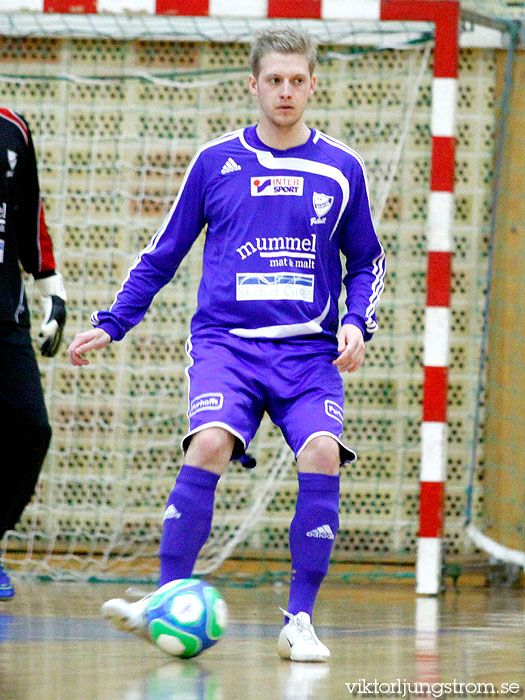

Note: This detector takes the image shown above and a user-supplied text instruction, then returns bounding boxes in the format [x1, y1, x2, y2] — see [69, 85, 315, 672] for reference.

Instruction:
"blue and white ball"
[145, 578, 227, 658]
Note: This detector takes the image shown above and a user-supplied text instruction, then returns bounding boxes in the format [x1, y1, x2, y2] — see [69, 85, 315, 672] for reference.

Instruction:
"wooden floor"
[0, 580, 523, 700]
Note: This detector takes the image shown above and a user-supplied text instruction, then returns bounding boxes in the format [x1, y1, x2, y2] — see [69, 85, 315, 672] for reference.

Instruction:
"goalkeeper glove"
[36, 273, 67, 357]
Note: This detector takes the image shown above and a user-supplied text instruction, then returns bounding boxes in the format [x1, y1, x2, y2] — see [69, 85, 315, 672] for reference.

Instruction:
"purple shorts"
[182, 330, 356, 464]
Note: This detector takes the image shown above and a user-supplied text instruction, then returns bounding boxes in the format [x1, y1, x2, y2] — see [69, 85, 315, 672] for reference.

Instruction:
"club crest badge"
[310, 192, 334, 225]
[313, 192, 334, 219]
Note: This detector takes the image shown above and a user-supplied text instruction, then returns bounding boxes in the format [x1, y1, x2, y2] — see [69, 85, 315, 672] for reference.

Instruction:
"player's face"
[249, 52, 316, 130]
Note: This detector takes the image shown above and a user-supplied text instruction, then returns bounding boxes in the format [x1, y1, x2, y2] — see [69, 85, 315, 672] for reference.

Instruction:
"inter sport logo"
[250, 176, 304, 196]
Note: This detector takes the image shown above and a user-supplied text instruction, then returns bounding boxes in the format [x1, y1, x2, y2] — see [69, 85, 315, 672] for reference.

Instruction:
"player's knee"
[298, 435, 340, 475]
[185, 427, 235, 472]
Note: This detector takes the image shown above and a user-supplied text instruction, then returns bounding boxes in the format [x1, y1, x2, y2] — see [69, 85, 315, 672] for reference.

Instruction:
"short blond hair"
[250, 26, 317, 78]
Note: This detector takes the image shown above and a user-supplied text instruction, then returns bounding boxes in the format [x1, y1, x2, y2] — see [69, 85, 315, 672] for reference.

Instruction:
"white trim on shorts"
[296, 431, 357, 464]
[181, 421, 247, 454]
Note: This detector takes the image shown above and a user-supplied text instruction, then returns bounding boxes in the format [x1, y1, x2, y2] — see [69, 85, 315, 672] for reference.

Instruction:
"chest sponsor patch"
[325, 400, 344, 424]
[188, 392, 224, 417]
[250, 176, 304, 196]
[236, 272, 314, 302]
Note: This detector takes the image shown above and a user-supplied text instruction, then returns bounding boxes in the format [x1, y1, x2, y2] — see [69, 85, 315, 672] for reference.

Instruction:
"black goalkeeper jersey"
[0, 108, 56, 327]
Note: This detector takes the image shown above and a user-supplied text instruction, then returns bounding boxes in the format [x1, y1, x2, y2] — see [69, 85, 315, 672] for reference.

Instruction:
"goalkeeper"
[67, 27, 384, 661]
[0, 108, 67, 599]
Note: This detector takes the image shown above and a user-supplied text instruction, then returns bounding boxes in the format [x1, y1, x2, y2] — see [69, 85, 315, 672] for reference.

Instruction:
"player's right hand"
[67, 328, 111, 366]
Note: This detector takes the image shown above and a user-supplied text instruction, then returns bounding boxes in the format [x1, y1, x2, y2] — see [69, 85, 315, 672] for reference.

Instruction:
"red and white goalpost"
[380, 1, 459, 597]
[4, 0, 460, 594]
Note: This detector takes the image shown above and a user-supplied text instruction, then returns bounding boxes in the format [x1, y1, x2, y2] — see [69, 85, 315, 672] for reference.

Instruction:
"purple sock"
[159, 464, 219, 586]
[287, 472, 340, 620]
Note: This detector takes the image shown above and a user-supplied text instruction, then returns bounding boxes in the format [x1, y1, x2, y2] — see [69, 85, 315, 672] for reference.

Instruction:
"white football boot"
[277, 608, 330, 662]
[101, 588, 153, 639]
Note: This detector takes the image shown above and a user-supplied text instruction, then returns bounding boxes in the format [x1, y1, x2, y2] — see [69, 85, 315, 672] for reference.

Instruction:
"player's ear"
[248, 74, 258, 96]
[309, 74, 317, 95]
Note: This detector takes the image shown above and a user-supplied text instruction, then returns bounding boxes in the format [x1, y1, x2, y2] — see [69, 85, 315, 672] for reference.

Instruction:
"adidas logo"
[163, 504, 181, 521]
[220, 157, 241, 175]
[306, 525, 335, 540]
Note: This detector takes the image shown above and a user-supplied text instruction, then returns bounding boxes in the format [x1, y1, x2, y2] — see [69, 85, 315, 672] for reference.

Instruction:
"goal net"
[464, 27, 525, 579]
[0, 14, 505, 583]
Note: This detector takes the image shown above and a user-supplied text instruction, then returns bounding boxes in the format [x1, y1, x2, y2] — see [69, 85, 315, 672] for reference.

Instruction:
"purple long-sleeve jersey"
[92, 126, 385, 342]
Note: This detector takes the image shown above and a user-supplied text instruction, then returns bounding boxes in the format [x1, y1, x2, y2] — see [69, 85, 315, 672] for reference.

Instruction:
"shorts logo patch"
[250, 176, 304, 196]
[325, 400, 344, 424]
[189, 392, 224, 417]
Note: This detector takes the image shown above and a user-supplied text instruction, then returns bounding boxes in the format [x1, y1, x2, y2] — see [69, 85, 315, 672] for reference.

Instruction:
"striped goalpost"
[379, 2, 460, 596]
[3, 0, 462, 594]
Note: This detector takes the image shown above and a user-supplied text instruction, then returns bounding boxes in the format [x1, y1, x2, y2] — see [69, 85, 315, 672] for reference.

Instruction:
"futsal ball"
[145, 578, 227, 658]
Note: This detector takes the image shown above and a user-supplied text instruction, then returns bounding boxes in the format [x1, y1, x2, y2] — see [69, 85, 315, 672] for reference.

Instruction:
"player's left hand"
[36, 272, 67, 357]
[333, 323, 365, 373]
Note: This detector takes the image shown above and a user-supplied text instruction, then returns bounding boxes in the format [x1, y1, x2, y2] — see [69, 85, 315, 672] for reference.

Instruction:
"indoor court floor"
[0, 580, 523, 700]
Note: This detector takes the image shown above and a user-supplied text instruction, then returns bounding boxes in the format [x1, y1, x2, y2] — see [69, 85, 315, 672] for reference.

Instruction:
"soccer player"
[0, 108, 67, 598]
[67, 27, 385, 661]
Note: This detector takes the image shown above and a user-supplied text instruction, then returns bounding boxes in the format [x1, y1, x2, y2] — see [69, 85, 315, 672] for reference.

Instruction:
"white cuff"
[36, 272, 67, 301]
